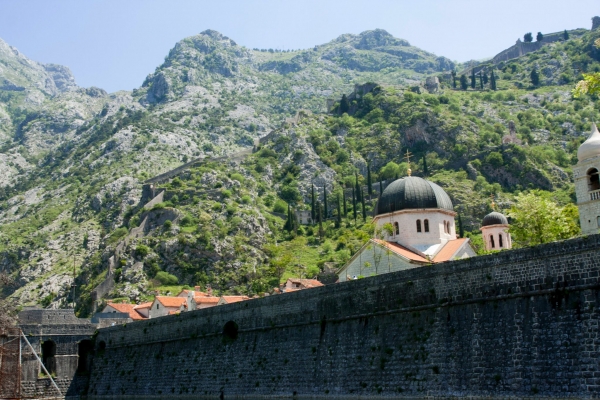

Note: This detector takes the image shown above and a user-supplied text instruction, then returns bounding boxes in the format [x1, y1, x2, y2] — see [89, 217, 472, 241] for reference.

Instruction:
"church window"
[588, 168, 600, 191]
[416, 220, 422, 233]
[424, 219, 429, 232]
[499, 234, 503, 248]
[597, 216, 600, 228]
[490, 235, 495, 248]
[394, 222, 399, 235]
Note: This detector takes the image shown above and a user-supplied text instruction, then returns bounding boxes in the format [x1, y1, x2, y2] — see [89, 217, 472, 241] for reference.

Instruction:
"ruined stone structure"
[86, 234, 600, 398]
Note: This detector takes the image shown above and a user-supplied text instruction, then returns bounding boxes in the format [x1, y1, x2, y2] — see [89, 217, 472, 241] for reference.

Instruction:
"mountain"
[0, 24, 598, 314]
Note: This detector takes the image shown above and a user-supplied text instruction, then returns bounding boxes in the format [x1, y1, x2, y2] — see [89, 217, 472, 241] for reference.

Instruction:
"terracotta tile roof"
[433, 238, 469, 263]
[219, 295, 250, 304]
[155, 296, 188, 308]
[195, 296, 220, 304]
[287, 279, 324, 288]
[134, 302, 153, 310]
[168, 310, 181, 315]
[372, 239, 429, 263]
[106, 302, 145, 320]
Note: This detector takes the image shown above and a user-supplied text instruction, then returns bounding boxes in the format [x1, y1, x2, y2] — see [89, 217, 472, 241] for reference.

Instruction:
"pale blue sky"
[0, 0, 597, 93]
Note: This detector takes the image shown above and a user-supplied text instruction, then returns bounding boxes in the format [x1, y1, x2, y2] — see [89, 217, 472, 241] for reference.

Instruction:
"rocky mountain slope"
[0, 24, 598, 315]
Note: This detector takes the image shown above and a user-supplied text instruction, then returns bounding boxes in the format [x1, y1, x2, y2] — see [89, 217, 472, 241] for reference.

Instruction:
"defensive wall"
[87, 233, 600, 398]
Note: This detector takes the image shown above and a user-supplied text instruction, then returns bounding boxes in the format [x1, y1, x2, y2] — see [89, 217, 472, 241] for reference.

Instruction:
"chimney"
[207, 285, 213, 297]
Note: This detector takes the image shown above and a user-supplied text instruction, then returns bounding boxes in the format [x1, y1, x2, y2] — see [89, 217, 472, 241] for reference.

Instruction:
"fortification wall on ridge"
[88, 234, 600, 398]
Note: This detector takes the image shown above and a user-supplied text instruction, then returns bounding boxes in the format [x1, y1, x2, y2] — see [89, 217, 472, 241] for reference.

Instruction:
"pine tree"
[563, 30, 569, 40]
[458, 213, 464, 238]
[323, 186, 328, 219]
[336, 194, 342, 228]
[340, 94, 349, 114]
[470, 68, 476, 89]
[361, 188, 367, 221]
[423, 154, 428, 176]
[451, 70, 457, 89]
[479, 72, 484, 89]
[460, 74, 468, 90]
[367, 164, 373, 197]
[530, 67, 540, 86]
[490, 70, 497, 90]
[352, 186, 357, 223]
[311, 184, 315, 223]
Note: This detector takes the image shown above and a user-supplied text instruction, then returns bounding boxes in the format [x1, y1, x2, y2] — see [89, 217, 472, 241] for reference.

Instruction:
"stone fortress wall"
[87, 234, 600, 398]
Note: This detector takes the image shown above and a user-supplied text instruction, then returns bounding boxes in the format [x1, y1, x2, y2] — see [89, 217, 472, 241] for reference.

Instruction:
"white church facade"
[574, 123, 600, 235]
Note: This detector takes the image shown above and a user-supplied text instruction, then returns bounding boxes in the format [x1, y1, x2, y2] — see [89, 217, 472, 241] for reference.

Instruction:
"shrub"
[135, 245, 150, 258]
[155, 271, 178, 285]
[164, 220, 173, 230]
[180, 215, 195, 227]
[273, 200, 287, 214]
[230, 173, 245, 183]
[221, 189, 232, 198]
[241, 195, 252, 204]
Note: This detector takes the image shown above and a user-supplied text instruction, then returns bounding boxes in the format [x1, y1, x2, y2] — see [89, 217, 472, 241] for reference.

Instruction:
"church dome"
[577, 123, 600, 162]
[375, 176, 453, 215]
[482, 211, 508, 227]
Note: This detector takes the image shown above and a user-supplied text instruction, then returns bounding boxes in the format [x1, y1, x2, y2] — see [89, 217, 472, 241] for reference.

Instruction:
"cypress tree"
[423, 155, 428, 176]
[336, 194, 342, 228]
[490, 70, 497, 90]
[470, 68, 476, 89]
[379, 180, 383, 197]
[317, 202, 324, 240]
[352, 186, 357, 224]
[361, 188, 367, 221]
[286, 204, 292, 231]
[367, 164, 373, 197]
[479, 72, 484, 90]
[343, 190, 347, 218]
[323, 186, 328, 219]
[458, 213, 464, 238]
[536, 32, 544, 42]
[355, 174, 361, 203]
[563, 30, 569, 40]
[530, 67, 540, 86]
[460, 74, 468, 90]
[483, 73, 489, 84]
[340, 94, 349, 114]
[311, 184, 315, 223]
[451, 70, 457, 89]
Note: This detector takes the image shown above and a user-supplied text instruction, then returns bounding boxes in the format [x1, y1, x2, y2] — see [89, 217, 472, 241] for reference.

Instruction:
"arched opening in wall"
[77, 340, 94, 374]
[41, 340, 56, 376]
[499, 234, 503, 248]
[416, 220, 422, 233]
[223, 321, 239, 343]
[424, 219, 429, 232]
[394, 222, 399, 235]
[490, 235, 495, 249]
[97, 341, 106, 353]
[588, 168, 600, 191]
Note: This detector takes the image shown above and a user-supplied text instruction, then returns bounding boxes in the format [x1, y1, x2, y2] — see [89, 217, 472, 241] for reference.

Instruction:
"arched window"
[394, 222, 399, 235]
[424, 219, 429, 232]
[490, 235, 495, 248]
[42, 340, 57, 375]
[499, 234, 503, 248]
[77, 340, 94, 373]
[588, 168, 600, 191]
[416, 220, 422, 233]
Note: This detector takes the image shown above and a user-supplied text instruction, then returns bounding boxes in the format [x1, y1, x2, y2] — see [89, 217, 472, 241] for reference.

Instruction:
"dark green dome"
[482, 211, 508, 226]
[375, 176, 454, 215]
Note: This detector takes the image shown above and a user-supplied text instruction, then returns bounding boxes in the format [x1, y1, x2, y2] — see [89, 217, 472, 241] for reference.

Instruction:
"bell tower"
[574, 124, 600, 235]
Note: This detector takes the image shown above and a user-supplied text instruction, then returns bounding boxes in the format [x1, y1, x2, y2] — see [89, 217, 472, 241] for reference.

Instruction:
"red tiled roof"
[372, 239, 429, 263]
[168, 310, 181, 315]
[433, 238, 469, 263]
[219, 296, 250, 304]
[287, 279, 324, 288]
[134, 302, 153, 310]
[195, 296, 220, 304]
[106, 302, 145, 320]
[155, 296, 188, 308]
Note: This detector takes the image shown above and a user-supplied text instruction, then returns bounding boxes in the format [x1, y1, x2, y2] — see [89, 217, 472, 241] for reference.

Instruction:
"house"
[195, 296, 221, 309]
[337, 175, 476, 282]
[149, 296, 190, 319]
[217, 295, 251, 305]
[176, 286, 220, 310]
[101, 302, 146, 321]
[133, 302, 152, 319]
[284, 278, 324, 292]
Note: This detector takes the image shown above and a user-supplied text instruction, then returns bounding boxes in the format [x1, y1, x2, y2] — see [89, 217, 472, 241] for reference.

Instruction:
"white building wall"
[338, 241, 420, 282]
[574, 155, 600, 235]
[481, 225, 512, 251]
[375, 210, 456, 248]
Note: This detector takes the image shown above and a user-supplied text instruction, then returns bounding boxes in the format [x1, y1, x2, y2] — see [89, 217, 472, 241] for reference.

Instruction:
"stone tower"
[574, 124, 600, 234]
[480, 211, 512, 251]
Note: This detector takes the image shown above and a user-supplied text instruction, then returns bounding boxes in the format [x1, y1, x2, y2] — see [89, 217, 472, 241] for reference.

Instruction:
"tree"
[483, 73, 489, 84]
[530, 67, 540, 86]
[336, 194, 342, 228]
[339, 94, 350, 114]
[379, 180, 383, 197]
[470, 68, 476, 89]
[343, 190, 347, 218]
[367, 164, 373, 196]
[458, 213, 464, 238]
[0, 273, 16, 329]
[573, 39, 600, 97]
[490, 70, 497, 90]
[563, 29, 569, 40]
[379, 161, 401, 180]
[479, 72, 484, 90]
[422, 154, 428, 176]
[323, 186, 328, 219]
[451, 70, 457, 89]
[317, 202, 324, 240]
[311, 184, 315, 223]
[355, 174, 361, 203]
[536, 32, 544, 42]
[460, 74, 469, 90]
[352, 186, 357, 223]
[524, 32, 533, 43]
[361, 188, 367, 221]
[508, 191, 580, 247]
